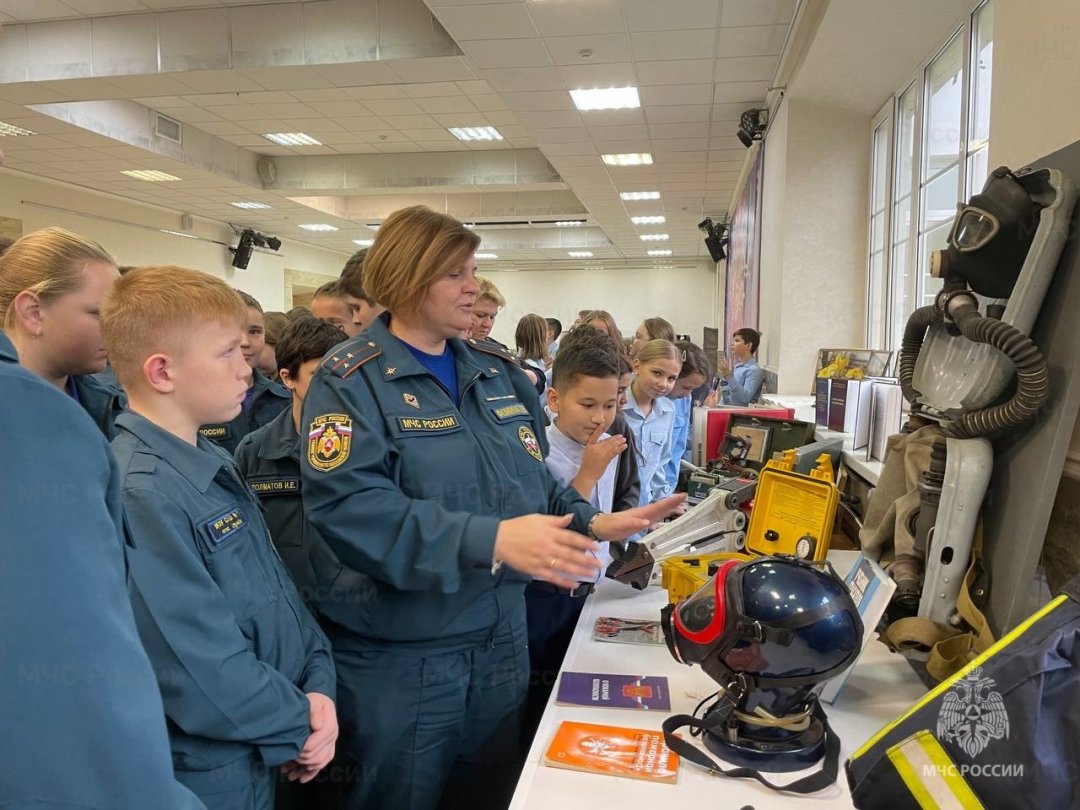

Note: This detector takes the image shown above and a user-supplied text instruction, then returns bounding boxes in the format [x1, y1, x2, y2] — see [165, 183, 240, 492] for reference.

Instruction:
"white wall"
[758, 100, 789, 375]
[757, 97, 869, 393]
[0, 168, 346, 311]
[989, 0, 1080, 170]
[988, 0, 1080, 469]
[485, 264, 718, 349]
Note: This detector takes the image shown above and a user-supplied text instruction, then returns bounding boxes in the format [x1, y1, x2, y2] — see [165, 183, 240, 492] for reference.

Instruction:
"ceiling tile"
[645, 104, 712, 124]
[435, 4, 538, 41]
[360, 99, 426, 116]
[282, 118, 347, 133]
[715, 55, 777, 83]
[179, 70, 264, 93]
[501, 90, 576, 112]
[713, 81, 768, 103]
[289, 87, 351, 102]
[545, 33, 631, 66]
[639, 84, 712, 106]
[305, 100, 369, 117]
[381, 114, 440, 129]
[471, 94, 509, 112]
[712, 102, 747, 120]
[387, 56, 477, 83]
[527, 0, 624, 37]
[629, 29, 716, 61]
[578, 108, 645, 127]
[413, 96, 478, 114]
[720, 0, 797, 28]
[557, 62, 636, 88]
[240, 66, 330, 91]
[636, 59, 714, 86]
[623, 0, 720, 32]
[515, 110, 583, 129]
[481, 67, 565, 93]
[343, 85, 408, 100]
[198, 121, 251, 136]
[314, 61, 400, 87]
[714, 24, 788, 58]
[649, 121, 711, 139]
[587, 124, 650, 141]
[254, 102, 318, 118]
[465, 38, 552, 70]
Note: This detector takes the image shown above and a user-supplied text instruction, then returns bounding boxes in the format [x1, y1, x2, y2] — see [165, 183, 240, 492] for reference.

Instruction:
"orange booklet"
[543, 720, 679, 784]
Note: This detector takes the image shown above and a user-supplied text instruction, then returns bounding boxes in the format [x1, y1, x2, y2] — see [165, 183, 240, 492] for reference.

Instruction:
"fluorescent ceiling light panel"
[601, 153, 653, 166]
[449, 126, 503, 141]
[568, 251, 593, 258]
[475, 252, 499, 259]
[647, 249, 673, 256]
[570, 86, 640, 111]
[631, 215, 666, 225]
[0, 121, 36, 137]
[353, 239, 374, 247]
[298, 223, 338, 232]
[263, 132, 321, 146]
[121, 169, 181, 182]
[231, 201, 272, 210]
[620, 191, 660, 201]
[554, 220, 585, 227]
[639, 233, 669, 241]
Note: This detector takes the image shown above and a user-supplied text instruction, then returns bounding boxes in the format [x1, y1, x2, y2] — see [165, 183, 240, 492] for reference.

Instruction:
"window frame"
[865, 0, 993, 352]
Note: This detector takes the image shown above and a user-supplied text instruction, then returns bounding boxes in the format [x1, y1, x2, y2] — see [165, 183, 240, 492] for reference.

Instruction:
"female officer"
[300, 205, 683, 810]
[0, 227, 124, 436]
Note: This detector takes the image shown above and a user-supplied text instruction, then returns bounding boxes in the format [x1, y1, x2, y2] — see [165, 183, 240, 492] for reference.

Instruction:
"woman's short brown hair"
[363, 206, 481, 315]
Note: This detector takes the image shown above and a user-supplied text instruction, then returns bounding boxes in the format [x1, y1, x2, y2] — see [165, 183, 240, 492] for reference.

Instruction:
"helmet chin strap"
[661, 688, 842, 795]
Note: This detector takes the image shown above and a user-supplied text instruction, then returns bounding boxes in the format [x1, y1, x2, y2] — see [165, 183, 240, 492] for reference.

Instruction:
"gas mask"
[660, 556, 862, 792]
[930, 166, 1042, 300]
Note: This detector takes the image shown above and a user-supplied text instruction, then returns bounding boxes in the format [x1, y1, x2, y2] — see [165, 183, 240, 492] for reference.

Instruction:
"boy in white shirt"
[523, 327, 625, 740]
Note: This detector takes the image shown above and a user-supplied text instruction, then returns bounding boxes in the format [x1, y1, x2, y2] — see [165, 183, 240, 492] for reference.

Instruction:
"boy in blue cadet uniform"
[102, 266, 338, 810]
[300, 205, 685, 810]
[235, 316, 350, 607]
[662, 341, 713, 497]
[524, 327, 626, 739]
[718, 327, 764, 406]
[200, 289, 290, 453]
[0, 226, 127, 437]
[0, 331, 204, 810]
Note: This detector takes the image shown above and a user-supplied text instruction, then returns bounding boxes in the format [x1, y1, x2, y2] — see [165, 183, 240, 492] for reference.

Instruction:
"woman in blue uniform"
[301, 205, 683, 810]
[0, 226, 125, 435]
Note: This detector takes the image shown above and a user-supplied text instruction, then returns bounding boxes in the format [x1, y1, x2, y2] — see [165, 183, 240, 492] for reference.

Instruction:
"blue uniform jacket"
[73, 369, 126, 438]
[235, 407, 349, 609]
[200, 370, 290, 454]
[300, 313, 598, 644]
[0, 334, 203, 810]
[111, 411, 335, 776]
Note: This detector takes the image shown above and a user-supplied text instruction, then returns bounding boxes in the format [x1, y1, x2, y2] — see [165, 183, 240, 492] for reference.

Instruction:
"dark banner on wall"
[724, 144, 764, 342]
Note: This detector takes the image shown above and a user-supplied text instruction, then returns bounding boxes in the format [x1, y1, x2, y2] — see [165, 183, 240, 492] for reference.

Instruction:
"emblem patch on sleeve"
[518, 425, 543, 462]
[307, 414, 353, 472]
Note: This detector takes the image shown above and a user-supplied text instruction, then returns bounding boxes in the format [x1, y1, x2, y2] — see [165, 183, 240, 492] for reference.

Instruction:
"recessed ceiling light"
[640, 233, 669, 241]
[353, 239, 374, 247]
[631, 215, 666, 225]
[449, 126, 503, 141]
[647, 249, 673, 256]
[121, 169, 181, 182]
[500, 268, 519, 272]
[620, 191, 660, 201]
[263, 132, 321, 146]
[231, 201, 272, 210]
[0, 121, 36, 137]
[601, 153, 653, 166]
[568, 251, 593, 258]
[554, 220, 586, 227]
[298, 223, 338, 232]
[569, 86, 640, 111]
[475, 252, 499, 259]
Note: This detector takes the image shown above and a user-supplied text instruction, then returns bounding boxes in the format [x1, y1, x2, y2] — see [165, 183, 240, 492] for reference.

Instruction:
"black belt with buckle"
[529, 581, 596, 598]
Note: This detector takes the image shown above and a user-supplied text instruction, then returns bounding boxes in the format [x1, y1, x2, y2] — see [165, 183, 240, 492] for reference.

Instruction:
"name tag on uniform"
[205, 508, 247, 545]
[250, 477, 300, 497]
[200, 425, 229, 439]
[491, 402, 529, 422]
[396, 414, 461, 433]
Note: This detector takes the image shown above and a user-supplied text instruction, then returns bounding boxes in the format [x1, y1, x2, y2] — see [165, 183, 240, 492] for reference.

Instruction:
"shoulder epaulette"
[465, 337, 521, 367]
[323, 338, 383, 378]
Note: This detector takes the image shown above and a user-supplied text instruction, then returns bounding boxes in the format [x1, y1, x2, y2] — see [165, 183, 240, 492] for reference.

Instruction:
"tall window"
[866, 0, 993, 351]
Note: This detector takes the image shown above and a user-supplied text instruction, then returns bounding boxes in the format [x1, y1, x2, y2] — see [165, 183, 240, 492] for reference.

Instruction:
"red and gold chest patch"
[307, 414, 353, 472]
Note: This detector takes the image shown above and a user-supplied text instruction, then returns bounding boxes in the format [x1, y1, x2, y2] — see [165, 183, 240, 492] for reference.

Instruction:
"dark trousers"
[329, 610, 528, 810]
[522, 583, 588, 750]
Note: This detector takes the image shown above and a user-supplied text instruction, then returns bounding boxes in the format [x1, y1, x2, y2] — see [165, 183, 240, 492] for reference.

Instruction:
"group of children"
[1, 222, 730, 810]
